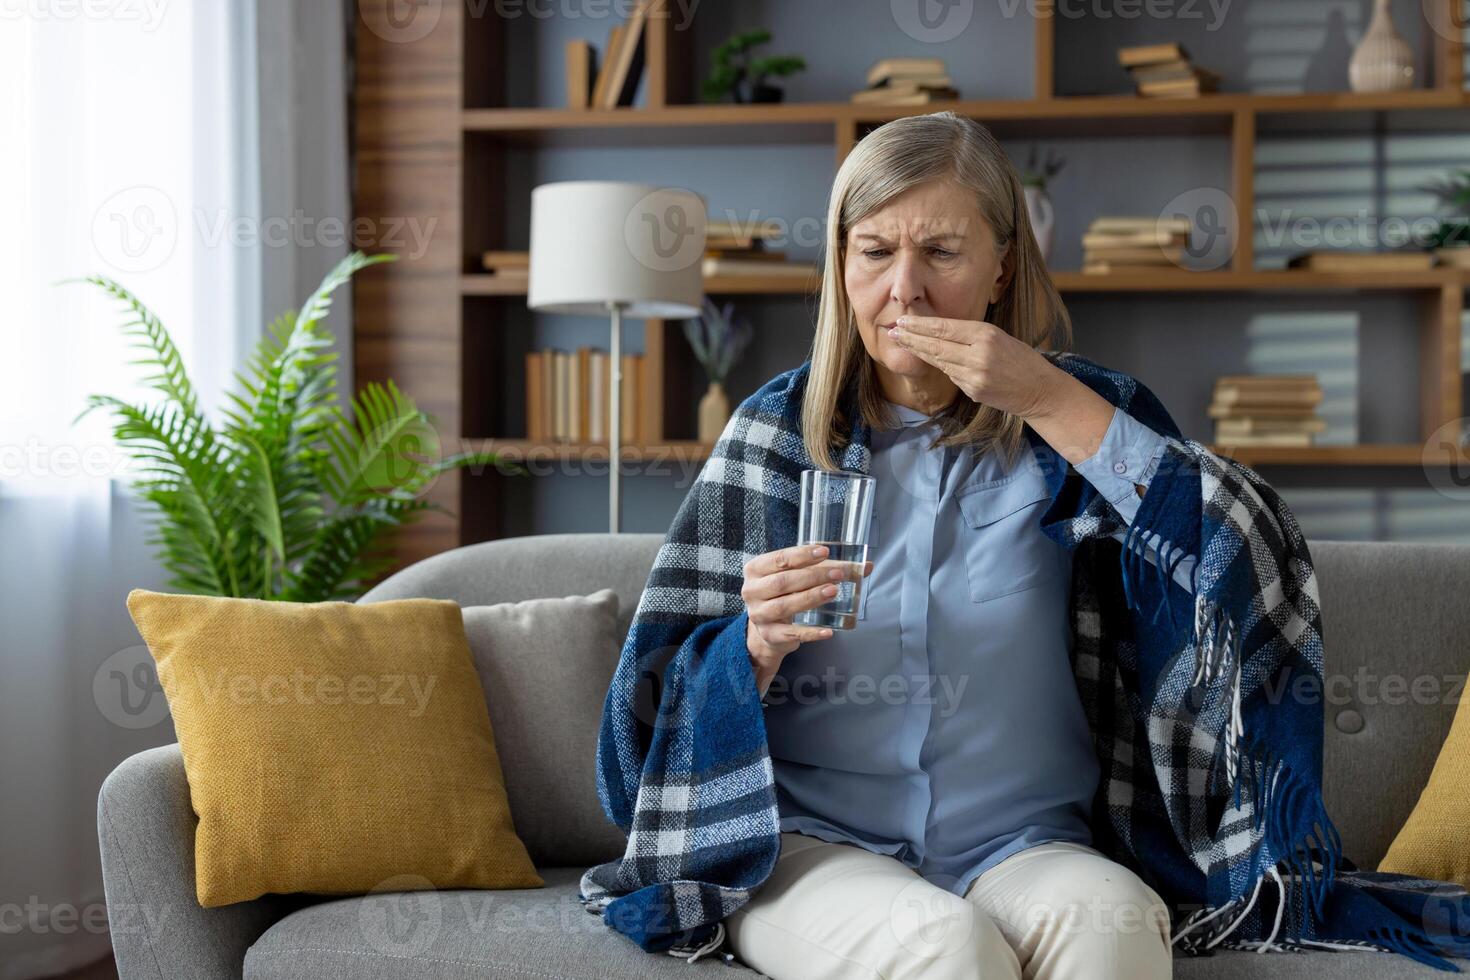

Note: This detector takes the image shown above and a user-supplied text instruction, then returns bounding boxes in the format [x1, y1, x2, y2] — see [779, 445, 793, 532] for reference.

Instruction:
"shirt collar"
[883, 398, 933, 427]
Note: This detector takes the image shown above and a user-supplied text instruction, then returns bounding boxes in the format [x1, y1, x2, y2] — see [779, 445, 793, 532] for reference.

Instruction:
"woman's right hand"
[741, 544, 873, 699]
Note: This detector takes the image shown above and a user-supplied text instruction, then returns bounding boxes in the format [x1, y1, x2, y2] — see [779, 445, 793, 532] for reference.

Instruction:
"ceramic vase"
[698, 381, 730, 443]
[1024, 185, 1055, 263]
[1349, 0, 1415, 93]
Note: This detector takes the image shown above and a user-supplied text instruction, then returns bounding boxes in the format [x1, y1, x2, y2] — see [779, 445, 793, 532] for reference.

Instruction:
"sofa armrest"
[97, 745, 294, 980]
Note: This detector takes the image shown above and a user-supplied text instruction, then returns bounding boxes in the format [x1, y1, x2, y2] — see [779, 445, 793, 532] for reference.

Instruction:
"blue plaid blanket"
[581, 352, 1470, 970]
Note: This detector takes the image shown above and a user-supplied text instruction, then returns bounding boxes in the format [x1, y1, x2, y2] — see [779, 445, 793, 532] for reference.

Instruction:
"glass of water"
[792, 468, 875, 631]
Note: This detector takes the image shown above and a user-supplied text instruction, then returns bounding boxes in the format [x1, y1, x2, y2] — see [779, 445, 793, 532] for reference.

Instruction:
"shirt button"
[1112, 459, 1128, 475]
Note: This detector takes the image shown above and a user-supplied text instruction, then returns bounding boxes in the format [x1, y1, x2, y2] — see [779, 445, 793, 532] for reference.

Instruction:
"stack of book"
[565, 0, 652, 109]
[525, 347, 643, 444]
[851, 57, 959, 106]
[480, 250, 530, 287]
[1120, 43, 1220, 99]
[701, 218, 813, 280]
[1209, 375, 1325, 447]
[1081, 216, 1191, 274]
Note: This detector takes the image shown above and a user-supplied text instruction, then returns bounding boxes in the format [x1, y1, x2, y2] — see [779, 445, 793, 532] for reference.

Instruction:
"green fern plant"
[77, 251, 517, 601]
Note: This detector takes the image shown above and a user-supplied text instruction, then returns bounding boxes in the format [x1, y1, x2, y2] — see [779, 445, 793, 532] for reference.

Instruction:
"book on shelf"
[855, 57, 957, 105]
[1214, 417, 1328, 435]
[1286, 250, 1436, 273]
[866, 56, 947, 87]
[1081, 216, 1191, 272]
[565, 40, 594, 109]
[1090, 216, 1193, 236]
[702, 257, 815, 278]
[1118, 42, 1190, 68]
[588, 24, 625, 108]
[1119, 42, 1219, 98]
[1436, 247, 1470, 269]
[481, 250, 530, 274]
[705, 247, 789, 261]
[596, 0, 651, 108]
[526, 347, 641, 444]
[1214, 431, 1315, 447]
[1081, 246, 1186, 265]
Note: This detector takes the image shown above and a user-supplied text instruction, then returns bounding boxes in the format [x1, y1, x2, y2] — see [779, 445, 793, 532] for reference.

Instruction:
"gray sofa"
[98, 533, 1470, 979]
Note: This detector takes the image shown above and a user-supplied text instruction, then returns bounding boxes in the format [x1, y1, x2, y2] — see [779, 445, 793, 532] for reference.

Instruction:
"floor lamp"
[528, 181, 705, 533]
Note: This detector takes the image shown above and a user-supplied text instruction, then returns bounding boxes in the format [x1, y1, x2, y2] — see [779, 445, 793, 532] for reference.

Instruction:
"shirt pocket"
[955, 470, 1064, 603]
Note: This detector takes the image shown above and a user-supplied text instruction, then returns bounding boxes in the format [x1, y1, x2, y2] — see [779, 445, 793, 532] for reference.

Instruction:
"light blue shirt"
[762, 400, 1189, 897]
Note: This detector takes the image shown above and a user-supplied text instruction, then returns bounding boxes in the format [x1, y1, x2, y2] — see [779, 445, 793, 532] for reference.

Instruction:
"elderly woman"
[723, 114, 1177, 979]
[584, 111, 1454, 980]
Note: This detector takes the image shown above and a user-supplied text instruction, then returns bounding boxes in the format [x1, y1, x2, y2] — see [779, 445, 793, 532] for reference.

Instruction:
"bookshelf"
[354, 0, 1470, 567]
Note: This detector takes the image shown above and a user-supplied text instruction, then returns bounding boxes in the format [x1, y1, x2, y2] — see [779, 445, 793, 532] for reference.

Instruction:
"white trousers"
[724, 832, 1174, 980]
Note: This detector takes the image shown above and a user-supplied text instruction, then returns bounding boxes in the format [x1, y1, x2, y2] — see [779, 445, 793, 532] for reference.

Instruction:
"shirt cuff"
[1073, 406, 1170, 515]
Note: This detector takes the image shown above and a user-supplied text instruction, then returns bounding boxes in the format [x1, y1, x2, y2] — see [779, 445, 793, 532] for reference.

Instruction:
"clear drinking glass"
[792, 468, 876, 631]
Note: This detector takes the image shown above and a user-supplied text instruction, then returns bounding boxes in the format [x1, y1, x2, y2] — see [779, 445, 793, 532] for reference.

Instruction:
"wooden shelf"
[462, 89, 1470, 142]
[464, 440, 1467, 469]
[466, 439, 714, 463]
[464, 269, 1467, 299]
[356, 0, 1469, 562]
[1053, 269, 1469, 293]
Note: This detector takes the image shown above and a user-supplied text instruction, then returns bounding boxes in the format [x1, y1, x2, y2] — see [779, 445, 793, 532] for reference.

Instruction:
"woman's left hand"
[889, 315, 1061, 420]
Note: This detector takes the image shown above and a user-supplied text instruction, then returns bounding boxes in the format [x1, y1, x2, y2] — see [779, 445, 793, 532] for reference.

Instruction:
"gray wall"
[495, 0, 1470, 542]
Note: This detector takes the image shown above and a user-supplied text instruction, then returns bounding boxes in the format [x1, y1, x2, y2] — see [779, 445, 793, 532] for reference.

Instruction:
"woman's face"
[844, 178, 1008, 408]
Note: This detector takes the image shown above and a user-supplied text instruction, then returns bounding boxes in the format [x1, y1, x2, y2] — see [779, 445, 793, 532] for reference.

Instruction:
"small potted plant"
[1020, 145, 1066, 263]
[1420, 167, 1470, 267]
[683, 297, 753, 443]
[702, 29, 807, 104]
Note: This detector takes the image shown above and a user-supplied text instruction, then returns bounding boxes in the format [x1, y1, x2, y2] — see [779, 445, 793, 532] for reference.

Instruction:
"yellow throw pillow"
[126, 589, 543, 907]
[1378, 680, 1470, 888]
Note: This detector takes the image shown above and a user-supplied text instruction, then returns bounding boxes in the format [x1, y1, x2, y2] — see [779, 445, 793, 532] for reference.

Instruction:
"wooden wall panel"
[353, 0, 464, 571]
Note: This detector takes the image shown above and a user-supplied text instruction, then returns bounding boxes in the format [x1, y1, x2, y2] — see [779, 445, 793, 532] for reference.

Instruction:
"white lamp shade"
[528, 181, 706, 318]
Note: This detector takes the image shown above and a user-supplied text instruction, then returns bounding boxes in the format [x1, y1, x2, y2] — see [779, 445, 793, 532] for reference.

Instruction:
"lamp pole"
[608, 299, 624, 533]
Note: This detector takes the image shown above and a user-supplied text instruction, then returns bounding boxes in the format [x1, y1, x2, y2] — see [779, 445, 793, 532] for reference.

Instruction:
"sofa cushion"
[459, 590, 628, 867]
[241, 865, 1464, 980]
[242, 867, 758, 979]
[125, 589, 542, 907]
[1378, 662, 1470, 889]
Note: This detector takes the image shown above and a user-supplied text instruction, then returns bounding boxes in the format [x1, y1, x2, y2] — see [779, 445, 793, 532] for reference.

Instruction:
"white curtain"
[0, 3, 349, 977]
